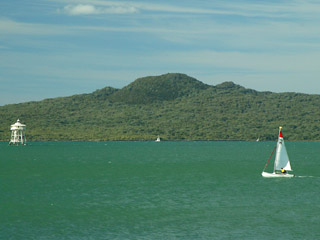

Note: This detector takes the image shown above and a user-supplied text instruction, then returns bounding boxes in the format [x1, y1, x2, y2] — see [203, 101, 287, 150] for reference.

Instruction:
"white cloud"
[61, 3, 138, 15]
[104, 6, 138, 14]
[57, 0, 320, 18]
[64, 4, 98, 15]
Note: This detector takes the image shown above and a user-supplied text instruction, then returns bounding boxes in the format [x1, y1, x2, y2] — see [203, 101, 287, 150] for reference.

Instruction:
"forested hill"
[1, 73, 320, 141]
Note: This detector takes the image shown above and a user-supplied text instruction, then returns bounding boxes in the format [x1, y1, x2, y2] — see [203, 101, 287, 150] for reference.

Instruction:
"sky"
[1, 0, 320, 105]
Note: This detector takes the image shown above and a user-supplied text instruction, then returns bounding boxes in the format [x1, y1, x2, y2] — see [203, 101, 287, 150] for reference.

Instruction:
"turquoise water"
[1, 141, 319, 239]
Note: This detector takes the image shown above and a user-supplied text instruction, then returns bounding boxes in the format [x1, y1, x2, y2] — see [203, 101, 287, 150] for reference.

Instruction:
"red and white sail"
[274, 127, 292, 171]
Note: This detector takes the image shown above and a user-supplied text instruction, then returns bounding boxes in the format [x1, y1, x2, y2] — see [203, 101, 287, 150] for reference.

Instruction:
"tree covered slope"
[1, 73, 319, 141]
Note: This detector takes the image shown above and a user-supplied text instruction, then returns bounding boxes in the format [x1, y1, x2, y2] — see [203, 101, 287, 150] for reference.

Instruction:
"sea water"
[1, 141, 319, 239]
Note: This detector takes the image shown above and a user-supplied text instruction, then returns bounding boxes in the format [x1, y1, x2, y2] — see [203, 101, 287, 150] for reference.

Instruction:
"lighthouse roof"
[11, 119, 26, 130]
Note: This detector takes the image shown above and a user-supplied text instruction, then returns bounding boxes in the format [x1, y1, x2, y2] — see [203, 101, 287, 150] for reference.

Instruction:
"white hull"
[261, 171, 295, 178]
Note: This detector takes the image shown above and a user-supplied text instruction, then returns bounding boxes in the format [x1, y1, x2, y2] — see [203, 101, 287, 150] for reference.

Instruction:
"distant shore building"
[9, 119, 26, 145]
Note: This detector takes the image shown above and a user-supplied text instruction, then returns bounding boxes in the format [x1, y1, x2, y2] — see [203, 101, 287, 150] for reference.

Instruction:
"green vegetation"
[1, 73, 320, 141]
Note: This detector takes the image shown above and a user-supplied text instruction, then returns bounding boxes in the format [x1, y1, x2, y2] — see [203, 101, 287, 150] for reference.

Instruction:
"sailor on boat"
[281, 168, 287, 174]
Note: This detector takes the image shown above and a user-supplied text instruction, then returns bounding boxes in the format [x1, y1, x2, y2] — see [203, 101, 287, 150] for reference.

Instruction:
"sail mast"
[273, 127, 282, 173]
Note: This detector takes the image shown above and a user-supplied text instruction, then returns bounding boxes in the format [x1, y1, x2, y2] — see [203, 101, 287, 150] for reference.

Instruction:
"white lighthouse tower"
[9, 119, 26, 145]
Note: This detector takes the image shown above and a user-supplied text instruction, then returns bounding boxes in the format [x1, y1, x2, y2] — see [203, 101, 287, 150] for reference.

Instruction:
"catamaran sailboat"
[261, 127, 294, 178]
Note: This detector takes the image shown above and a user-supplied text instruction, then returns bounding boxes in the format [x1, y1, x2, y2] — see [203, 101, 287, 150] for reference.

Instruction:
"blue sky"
[1, 0, 320, 105]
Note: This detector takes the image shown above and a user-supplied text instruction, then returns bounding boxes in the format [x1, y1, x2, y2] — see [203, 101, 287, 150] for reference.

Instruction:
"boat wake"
[296, 175, 319, 178]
